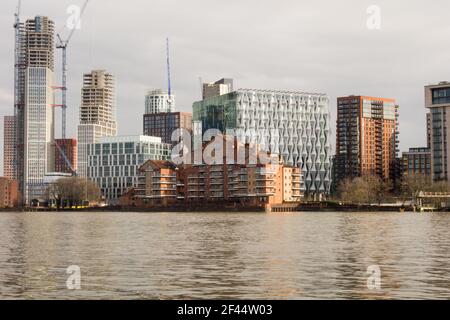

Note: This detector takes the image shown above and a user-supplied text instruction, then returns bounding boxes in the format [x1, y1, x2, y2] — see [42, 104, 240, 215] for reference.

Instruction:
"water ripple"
[0, 211, 449, 299]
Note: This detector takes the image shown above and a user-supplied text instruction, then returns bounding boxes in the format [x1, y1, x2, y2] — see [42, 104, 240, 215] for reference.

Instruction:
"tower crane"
[166, 37, 174, 110]
[54, 141, 77, 176]
[13, 0, 23, 184]
[55, 0, 90, 139]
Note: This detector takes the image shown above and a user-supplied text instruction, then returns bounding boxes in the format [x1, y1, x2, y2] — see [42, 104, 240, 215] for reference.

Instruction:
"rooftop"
[237, 88, 327, 96]
[100, 135, 163, 144]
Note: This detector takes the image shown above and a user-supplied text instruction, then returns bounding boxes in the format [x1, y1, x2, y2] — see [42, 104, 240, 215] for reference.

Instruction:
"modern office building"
[0, 177, 19, 208]
[193, 89, 332, 196]
[202, 78, 233, 100]
[425, 81, 450, 181]
[335, 96, 399, 183]
[77, 70, 117, 178]
[145, 89, 175, 114]
[19, 16, 56, 204]
[3, 116, 16, 179]
[143, 112, 192, 145]
[55, 138, 77, 174]
[401, 148, 431, 177]
[87, 135, 171, 204]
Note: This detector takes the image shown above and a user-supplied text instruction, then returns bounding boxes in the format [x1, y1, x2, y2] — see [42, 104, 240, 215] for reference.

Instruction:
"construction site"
[8, 0, 90, 206]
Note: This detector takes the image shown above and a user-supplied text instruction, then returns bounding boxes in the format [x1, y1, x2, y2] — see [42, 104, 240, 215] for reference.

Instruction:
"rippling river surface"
[0, 211, 449, 300]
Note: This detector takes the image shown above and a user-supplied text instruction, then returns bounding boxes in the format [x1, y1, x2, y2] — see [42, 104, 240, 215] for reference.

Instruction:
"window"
[102, 144, 110, 154]
[125, 143, 134, 154]
[432, 88, 450, 105]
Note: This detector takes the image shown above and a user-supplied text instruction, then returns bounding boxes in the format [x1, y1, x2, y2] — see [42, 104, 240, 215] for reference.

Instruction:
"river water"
[0, 211, 449, 300]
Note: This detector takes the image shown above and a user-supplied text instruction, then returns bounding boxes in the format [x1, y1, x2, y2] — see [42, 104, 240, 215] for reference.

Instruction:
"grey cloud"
[1, 0, 449, 172]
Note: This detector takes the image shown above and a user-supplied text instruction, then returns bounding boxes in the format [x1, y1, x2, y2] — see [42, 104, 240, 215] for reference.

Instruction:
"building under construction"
[77, 70, 117, 178]
[13, 14, 56, 204]
[6, 1, 91, 205]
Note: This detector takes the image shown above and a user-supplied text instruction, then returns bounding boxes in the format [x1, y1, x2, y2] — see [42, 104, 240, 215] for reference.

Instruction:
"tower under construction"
[77, 70, 117, 178]
[13, 13, 56, 204]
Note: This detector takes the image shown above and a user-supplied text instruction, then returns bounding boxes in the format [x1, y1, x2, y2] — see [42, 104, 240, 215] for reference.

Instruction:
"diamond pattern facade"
[193, 89, 333, 195]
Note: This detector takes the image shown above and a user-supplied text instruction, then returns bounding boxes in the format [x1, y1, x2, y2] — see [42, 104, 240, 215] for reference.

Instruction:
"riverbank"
[2, 201, 442, 213]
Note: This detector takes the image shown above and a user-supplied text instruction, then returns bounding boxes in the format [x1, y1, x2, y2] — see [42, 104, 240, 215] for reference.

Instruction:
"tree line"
[336, 174, 450, 204]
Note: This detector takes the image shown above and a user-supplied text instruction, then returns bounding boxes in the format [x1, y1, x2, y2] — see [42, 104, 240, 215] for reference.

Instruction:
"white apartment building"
[77, 70, 117, 178]
[145, 89, 175, 114]
[87, 135, 171, 204]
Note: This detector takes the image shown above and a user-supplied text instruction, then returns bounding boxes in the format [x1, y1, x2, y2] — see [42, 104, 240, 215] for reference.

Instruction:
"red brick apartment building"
[335, 96, 399, 182]
[3, 116, 16, 179]
[120, 161, 302, 210]
[0, 177, 19, 208]
[120, 137, 303, 210]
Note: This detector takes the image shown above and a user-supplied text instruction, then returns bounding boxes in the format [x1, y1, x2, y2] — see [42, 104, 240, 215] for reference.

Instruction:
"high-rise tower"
[77, 70, 117, 178]
[3, 116, 16, 179]
[425, 82, 450, 182]
[14, 16, 56, 204]
[335, 96, 399, 183]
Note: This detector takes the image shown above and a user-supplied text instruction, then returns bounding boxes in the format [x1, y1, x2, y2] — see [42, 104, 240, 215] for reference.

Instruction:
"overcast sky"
[1, 0, 449, 173]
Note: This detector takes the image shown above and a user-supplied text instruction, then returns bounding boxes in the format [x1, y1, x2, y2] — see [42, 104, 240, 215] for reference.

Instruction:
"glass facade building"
[193, 89, 333, 195]
[425, 82, 450, 182]
[143, 112, 192, 145]
[87, 135, 171, 204]
[401, 147, 431, 177]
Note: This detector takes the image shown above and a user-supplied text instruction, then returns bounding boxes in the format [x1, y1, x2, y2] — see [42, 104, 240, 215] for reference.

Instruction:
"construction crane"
[13, 0, 25, 186]
[13, 0, 21, 30]
[54, 142, 77, 176]
[166, 37, 174, 110]
[55, 0, 90, 139]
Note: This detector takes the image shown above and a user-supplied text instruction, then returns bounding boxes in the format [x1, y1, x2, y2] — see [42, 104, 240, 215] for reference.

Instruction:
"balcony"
[210, 166, 223, 172]
[255, 177, 275, 182]
[152, 174, 176, 179]
[153, 187, 177, 191]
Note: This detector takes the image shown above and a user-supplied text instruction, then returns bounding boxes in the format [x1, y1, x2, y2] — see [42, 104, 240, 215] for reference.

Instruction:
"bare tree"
[429, 180, 450, 193]
[47, 177, 101, 208]
[337, 175, 387, 204]
[338, 177, 371, 204]
[401, 174, 432, 199]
